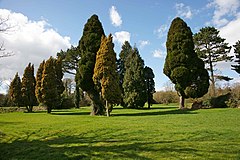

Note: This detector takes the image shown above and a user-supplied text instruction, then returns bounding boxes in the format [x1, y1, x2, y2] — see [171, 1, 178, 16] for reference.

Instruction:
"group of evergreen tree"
[9, 57, 64, 113]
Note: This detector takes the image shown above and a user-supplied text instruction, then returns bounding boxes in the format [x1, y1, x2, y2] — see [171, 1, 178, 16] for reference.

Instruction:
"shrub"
[203, 93, 231, 108]
[153, 91, 178, 104]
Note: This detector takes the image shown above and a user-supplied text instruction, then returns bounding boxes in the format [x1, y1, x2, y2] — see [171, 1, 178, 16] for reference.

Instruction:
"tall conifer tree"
[194, 26, 232, 96]
[144, 66, 155, 109]
[123, 47, 147, 108]
[35, 60, 45, 104]
[76, 14, 105, 115]
[164, 17, 209, 109]
[9, 73, 22, 106]
[22, 63, 37, 112]
[41, 57, 59, 113]
[93, 34, 121, 116]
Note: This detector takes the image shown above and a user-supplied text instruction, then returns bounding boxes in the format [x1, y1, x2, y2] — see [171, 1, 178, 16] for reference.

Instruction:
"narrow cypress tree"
[93, 34, 121, 116]
[22, 63, 37, 112]
[232, 40, 240, 74]
[123, 47, 147, 108]
[144, 66, 155, 109]
[164, 17, 209, 109]
[9, 72, 22, 106]
[35, 60, 45, 104]
[41, 57, 59, 113]
[117, 41, 132, 107]
[76, 14, 105, 115]
[55, 57, 65, 108]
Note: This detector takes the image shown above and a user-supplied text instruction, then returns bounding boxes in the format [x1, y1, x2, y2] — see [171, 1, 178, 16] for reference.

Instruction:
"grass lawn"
[0, 104, 240, 160]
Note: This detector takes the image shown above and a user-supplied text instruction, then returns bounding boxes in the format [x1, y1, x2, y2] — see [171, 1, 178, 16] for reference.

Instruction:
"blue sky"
[0, 0, 239, 93]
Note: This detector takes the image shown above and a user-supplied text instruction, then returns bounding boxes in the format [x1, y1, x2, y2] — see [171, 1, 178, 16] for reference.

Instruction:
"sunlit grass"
[0, 104, 240, 159]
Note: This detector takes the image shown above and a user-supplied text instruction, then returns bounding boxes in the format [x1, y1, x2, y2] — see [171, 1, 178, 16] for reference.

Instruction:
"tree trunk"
[209, 53, 215, 97]
[179, 96, 185, 109]
[26, 106, 33, 112]
[88, 89, 105, 116]
[47, 106, 52, 113]
[106, 100, 109, 117]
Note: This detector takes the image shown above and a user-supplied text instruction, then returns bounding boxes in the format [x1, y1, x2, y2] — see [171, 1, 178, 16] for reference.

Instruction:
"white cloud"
[113, 31, 130, 45]
[175, 3, 193, 19]
[154, 24, 168, 38]
[109, 6, 122, 27]
[152, 49, 166, 58]
[207, 0, 240, 27]
[139, 40, 150, 49]
[0, 9, 71, 81]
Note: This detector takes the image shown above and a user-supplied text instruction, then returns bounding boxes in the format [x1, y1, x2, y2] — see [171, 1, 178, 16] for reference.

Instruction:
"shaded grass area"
[0, 105, 240, 159]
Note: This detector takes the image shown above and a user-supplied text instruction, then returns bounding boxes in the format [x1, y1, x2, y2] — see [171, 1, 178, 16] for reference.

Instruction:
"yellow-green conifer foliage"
[35, 60, 45, 104]
[22, 63, 37, 112]
[41, 57, 59, 113]
[93, 34, 121, 116]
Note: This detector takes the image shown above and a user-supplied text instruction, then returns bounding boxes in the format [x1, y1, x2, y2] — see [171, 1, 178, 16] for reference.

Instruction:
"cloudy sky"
[0, 0, 239, 93]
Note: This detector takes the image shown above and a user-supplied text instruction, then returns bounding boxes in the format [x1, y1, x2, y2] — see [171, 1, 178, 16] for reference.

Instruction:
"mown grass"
[0, 104, 240, 160]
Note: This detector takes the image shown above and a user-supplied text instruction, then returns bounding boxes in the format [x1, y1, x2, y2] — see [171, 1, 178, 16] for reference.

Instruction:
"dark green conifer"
[9, 73, 22, 106]
[76, 14, 105, 115]
[123, 47, 147, 108]
[22, 63, 37, 112]
[164, 17, 209, 109]
[144, 66, 155, 109]
[232, 40, 240, 74]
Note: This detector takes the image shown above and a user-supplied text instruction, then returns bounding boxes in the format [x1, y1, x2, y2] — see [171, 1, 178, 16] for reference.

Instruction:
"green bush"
[61, 97, 75, 109]
[203, 93, 231, 108]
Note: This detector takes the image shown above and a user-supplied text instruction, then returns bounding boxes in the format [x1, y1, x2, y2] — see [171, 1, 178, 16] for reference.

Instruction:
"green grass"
[0, 104, 240, 160]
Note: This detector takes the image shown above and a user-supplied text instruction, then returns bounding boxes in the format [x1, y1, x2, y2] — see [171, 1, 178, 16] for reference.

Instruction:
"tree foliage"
[21, 63, 37, 112]
[55, 57, 65, 107]
[144, 66, 155, 109]
[232, 40, 240, 74]
[117, 41, 132, 107]
[164, 17, 209, 109]
[123, 47, 147, 108]
[35, 60, 45, 104]
[76, 14, 105, 115]
[41, 57, 59, 113]
[9, 73, 22, 106]
[93, 34, 121, 116]
[194, 26, 232, 96]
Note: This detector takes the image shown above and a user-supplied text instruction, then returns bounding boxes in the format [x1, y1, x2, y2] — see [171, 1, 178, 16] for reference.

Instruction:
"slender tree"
[194, 26, 232, 96]
[9, 73, 22, 106]
[41, 57, 59, 113]
[21, 63, 37, 112]
[35, 60, 45, 104]
[117, 41, 132, 107]
[55, 57, 65, 108]
[123, 47, 147, 108]
[232, 40, 240, 74]
[93, 34, 121, 116]
[76, 14, 105, 115]
[144, 66, 155, 109]
[164, 17, 209, 109]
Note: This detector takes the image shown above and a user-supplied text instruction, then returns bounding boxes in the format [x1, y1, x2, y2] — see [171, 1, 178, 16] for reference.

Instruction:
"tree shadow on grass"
[112, 109, 197, 117]
[51, 111, 90, 116]
[0, 129, 204, 160]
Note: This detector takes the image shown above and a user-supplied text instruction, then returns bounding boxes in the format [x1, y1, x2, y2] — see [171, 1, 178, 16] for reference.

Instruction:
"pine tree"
[41, 57, 59, 113]
[164, 17, 209, 109]
[144, 66, 155, 109]
[117, 41, 132, 107]
[232, 40, 240, 74]
[194, 26, 232, 96]
[9, 73, 22, 106]
[123, 47, 147, 108]
[35, 60, 45, 104]
[22, 63, 37, 112]
[93, 34, 121, 116]
[76, 14, 105, 115]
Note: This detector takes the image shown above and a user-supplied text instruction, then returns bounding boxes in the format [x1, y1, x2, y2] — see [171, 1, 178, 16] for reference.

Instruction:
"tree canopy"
[194, 26, 232, 96]
[164, 17, 209, 109]
[232, 40, 240, 74]
[9, 72, 22, 106]
[144, 66, 155, 109]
